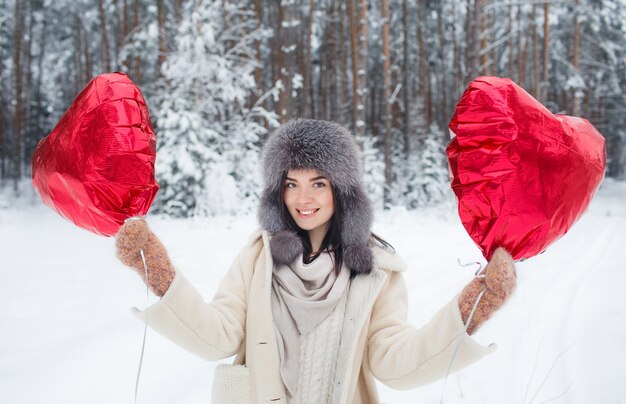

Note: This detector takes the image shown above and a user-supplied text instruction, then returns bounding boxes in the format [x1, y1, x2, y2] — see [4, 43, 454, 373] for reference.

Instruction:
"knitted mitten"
[115, 219, 175, 297]
[458, 247, 517, 335]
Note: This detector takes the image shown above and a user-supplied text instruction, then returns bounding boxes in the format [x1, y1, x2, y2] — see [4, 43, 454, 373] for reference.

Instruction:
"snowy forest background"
[1, 0, 626, 215]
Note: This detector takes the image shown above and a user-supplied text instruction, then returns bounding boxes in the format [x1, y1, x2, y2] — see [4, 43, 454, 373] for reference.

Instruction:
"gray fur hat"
[258, 119, 373, 274]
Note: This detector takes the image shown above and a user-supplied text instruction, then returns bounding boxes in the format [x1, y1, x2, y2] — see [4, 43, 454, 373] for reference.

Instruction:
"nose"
[296, 186, 314, 204]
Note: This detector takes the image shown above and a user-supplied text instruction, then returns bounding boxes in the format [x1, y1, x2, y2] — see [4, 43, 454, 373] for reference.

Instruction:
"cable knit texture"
[291, 291, 347, 404]
[272, 252, 350, 396]
[458, 247, 517, 334]
[115, 219, 175, 297]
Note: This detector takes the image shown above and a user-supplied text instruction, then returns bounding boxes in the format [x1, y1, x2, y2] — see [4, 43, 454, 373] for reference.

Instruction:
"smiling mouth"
[297, 208, 319, 217]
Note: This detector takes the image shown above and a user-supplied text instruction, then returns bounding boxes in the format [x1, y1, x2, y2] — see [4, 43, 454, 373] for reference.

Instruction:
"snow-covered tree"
[417, 124, 453, 206]
[396, 124, 451, 209]
[361, 135, 385, 211]
[152, 0, 277, 217]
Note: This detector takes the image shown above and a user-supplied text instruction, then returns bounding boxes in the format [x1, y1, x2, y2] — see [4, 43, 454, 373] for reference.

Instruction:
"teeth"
[299, 209, 316, 215]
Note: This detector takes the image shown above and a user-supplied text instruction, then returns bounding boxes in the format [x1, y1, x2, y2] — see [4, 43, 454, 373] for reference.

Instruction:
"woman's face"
[283, 168, 334, 249]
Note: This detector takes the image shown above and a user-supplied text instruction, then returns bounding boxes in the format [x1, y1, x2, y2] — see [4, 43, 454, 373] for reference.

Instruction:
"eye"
[285, 182, 296, 189]
[313, 181, 327, 188]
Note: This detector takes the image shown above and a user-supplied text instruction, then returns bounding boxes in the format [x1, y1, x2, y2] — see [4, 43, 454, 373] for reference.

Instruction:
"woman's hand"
[458, 247, 517, 335]
[115, 219, 175, 297]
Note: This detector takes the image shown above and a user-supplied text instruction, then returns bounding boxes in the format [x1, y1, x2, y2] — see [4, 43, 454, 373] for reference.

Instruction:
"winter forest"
[1, 0, 626, 215]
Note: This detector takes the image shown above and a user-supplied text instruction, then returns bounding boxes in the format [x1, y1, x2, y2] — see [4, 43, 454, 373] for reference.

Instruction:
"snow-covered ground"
[1, 179, 625, 404]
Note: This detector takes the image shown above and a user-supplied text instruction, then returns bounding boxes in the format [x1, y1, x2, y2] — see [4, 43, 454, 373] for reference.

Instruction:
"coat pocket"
[211, 364, 251, 404]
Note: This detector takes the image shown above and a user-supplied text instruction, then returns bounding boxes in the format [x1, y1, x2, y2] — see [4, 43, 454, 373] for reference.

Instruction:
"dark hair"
[278, 172, 394, 276]
[369, 233, 395, 254]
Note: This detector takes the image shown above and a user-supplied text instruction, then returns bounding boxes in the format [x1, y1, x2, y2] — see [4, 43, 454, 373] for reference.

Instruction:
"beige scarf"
[271, 252, 350, 397]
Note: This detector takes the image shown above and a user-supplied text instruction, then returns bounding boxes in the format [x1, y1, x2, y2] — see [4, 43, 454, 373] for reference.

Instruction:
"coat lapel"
[332, 245, 407, 403]
[332, 267, 388, 403]
[245, 231, 287, 402]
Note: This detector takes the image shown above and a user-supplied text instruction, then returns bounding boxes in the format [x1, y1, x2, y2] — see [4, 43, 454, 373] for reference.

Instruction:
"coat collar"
[371, 243, 407, 273]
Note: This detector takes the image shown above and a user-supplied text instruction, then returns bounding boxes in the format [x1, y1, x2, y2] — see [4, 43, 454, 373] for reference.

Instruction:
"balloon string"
[456, 258, 486, 278]
[135, 248, 149, 404]
[439, 262, 487, 404]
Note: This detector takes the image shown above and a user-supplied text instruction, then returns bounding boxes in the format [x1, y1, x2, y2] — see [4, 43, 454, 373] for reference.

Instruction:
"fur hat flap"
[258, 119, 374, 274]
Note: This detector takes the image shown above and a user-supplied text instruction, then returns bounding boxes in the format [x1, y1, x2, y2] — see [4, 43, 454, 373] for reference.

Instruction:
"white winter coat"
[134, 230, 495, 403]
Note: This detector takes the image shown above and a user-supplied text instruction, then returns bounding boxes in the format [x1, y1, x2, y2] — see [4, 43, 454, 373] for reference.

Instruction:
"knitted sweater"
[289, 291, 348, 404]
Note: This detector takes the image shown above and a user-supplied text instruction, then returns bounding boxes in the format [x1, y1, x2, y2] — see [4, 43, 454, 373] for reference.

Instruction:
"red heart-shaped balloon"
[447, 76, 605, 261]
[32, 73, 159, 237]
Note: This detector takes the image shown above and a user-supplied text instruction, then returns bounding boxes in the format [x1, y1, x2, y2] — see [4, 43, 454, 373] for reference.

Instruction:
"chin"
[295, 222, 317, 231]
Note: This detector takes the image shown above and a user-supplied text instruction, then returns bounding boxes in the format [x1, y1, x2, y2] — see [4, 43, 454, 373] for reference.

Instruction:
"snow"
[1, 179, 625, 404]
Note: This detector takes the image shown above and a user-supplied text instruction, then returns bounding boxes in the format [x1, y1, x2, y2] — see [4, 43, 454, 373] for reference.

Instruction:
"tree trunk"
[35, 10, 47, 142]
[112, 0, 119, 67]
[477, 0, 487, 75]
[133, 0, 142, 83]
[451, 0, 461, 99]
[348, 0, 358, 130]
[319, 36, 327, 120]
[532, 5, 539, 98]
[74, 14, 84, 92]
[250, 0, 265, 114]
[266, 2, 276, 114]
[381, 0, 391, 131]
[369, 67, 379, 138]
[417, 1, 431, 128]
[464, 0, 474, 84]
[356, 0, 367, 135]
[517, 6, 526, 86]
[520, 36, 529, 89]
[84, 24, 93, 83]
[402, 0, 410, 156]
[489, 8, 496, 76]
[542, 3, 550, 102]
[277, 0, 296, 122]
[328, 1, 340, 122]
[349, 0, 367, 135]
[12, 0, 25, 187]
[0, 100, 5, 179]
[436, 1, 448, 128]
[156, 0, 166, 77]
[24, 5, 34, 173]
[175, 0, 182, 22]
[294, 3, 304, 117]
[122, 0, 130, 51]
[98, 0, 111, 73]
[0, 78, 4, 179]
[302, 0, 314, 117]
[508, 6, 515, 76]
[381, 0, 392, 206]
[339, 2, 348, 121]
[572, 0, 581, 116]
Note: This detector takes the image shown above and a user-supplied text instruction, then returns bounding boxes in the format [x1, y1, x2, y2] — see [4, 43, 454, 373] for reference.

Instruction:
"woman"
[116, 119, 516, 403]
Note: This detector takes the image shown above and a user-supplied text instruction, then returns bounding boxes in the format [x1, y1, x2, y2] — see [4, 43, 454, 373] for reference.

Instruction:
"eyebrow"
[285, 176, 327, 182]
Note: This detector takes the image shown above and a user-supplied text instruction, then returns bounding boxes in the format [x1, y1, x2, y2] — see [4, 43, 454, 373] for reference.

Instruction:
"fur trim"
[344, 245, 373, 274]
[270, 230, 303, 266]
[258, 119, 374, 274]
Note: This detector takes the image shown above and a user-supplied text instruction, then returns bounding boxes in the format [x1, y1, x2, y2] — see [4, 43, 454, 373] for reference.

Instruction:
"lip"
[296, 208, 319, 218]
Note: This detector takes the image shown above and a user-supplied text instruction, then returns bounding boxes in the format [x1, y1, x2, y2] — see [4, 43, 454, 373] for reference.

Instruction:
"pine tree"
[153, 0, 277, 217]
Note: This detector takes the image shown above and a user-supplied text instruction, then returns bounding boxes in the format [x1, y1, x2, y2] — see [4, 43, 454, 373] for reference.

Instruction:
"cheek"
[283, 191, 294, 208]
[283, 190, 301, 211]
[322, 190, 334, 209]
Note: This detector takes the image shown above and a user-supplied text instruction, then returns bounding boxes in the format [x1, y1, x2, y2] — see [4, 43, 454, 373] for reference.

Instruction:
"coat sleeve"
[131, 239, 258, 361]
[367, 271, 496, 390]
